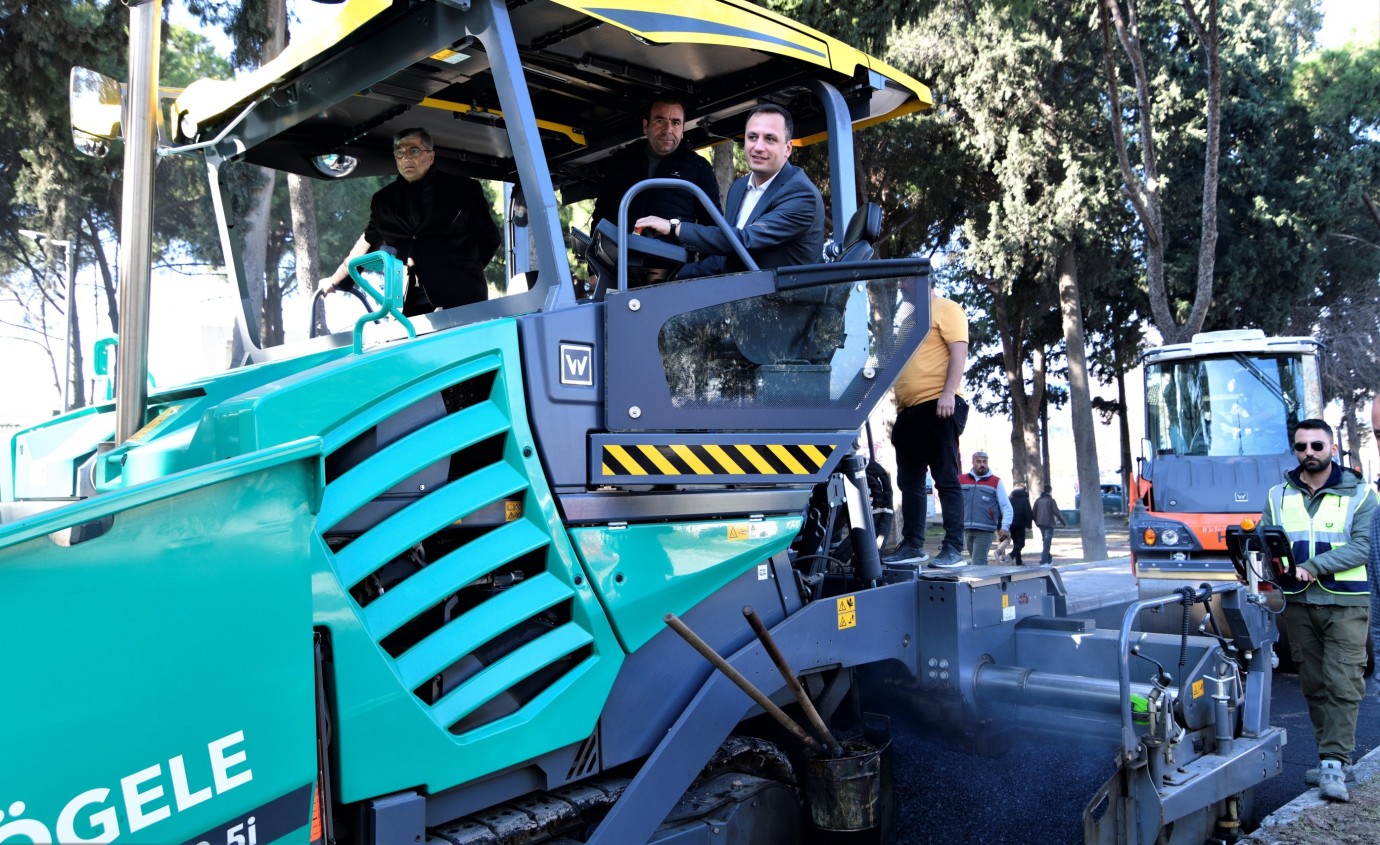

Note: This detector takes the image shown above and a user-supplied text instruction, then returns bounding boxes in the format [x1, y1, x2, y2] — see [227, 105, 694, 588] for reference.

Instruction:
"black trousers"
[893, 396, 968, 553]
[1010, 525, 1028, 563]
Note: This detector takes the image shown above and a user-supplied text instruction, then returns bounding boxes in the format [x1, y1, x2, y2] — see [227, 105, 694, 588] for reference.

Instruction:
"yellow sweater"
[893, 295, 968, 408]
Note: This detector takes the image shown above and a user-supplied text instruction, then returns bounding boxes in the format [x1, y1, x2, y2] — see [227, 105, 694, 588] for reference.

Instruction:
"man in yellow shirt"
[885, 289, 969, 568]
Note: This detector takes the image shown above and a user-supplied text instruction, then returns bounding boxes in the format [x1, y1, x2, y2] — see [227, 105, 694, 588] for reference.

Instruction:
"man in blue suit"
[635, 103, 824, 274]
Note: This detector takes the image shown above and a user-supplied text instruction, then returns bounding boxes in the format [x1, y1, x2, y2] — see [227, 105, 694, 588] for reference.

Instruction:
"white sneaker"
[1318, 759, 1350, 803]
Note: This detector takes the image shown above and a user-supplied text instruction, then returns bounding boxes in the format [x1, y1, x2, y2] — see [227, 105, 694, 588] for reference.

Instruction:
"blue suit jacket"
[677, 161, 824, 276]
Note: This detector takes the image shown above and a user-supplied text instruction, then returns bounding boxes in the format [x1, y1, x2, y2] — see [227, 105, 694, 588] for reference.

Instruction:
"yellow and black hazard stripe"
[593, 436, 844, 483]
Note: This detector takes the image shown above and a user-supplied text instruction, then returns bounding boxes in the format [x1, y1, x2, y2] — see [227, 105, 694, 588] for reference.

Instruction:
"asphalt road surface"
[887, 603, 1380, 844]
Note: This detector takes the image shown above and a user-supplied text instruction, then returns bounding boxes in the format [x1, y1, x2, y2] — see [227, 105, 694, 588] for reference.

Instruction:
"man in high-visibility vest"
[1262, 418, 1375, 803]
[1371, 401, 1380, 687]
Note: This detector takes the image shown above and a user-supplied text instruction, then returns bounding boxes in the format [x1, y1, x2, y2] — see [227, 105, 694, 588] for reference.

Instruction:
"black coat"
[1009, 488, 1034, 529]
[363, 168, 501, 315]
[592, 141, 721, 230]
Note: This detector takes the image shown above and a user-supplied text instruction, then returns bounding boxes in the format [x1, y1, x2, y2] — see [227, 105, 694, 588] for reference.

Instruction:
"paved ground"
[905, 511, 1130, 566]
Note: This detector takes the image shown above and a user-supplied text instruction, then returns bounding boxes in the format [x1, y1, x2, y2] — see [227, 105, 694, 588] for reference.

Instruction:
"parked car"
[1076, 483, 1124, 514]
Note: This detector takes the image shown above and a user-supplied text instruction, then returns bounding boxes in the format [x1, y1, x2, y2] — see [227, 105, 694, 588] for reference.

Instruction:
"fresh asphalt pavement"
[885, 559, 1380, 844]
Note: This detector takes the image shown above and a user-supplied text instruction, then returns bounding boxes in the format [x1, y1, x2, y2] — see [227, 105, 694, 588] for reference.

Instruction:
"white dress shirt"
[734, 170, 781, 228]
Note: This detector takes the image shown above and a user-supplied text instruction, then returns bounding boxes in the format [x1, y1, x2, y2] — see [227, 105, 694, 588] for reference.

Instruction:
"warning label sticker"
[837, 595, 856, 630]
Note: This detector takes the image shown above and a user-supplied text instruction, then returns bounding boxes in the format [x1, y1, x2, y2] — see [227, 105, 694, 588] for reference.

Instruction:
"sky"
[1318, 0, 1380, 47]
[2, 0, 1379, 430]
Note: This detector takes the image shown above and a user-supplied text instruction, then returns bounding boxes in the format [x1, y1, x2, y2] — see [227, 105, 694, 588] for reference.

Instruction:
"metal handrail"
[614, 178, 758, 286]
[1114, 582, 1242, 762]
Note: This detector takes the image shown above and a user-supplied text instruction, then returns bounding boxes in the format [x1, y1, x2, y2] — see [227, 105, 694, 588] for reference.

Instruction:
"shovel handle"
[664, 613, 821, 752]
[744, 606, 842, 756]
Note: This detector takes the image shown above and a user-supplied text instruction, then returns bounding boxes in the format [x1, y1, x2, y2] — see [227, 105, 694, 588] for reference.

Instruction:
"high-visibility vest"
[1267, 483, 1371, 596]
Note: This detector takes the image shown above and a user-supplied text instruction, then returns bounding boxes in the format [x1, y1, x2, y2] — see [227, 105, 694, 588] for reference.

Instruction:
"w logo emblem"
[560, 343, 594, 387]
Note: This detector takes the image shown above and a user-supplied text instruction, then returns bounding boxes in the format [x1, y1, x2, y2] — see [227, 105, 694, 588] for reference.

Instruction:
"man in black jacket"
[1008, 484, 1034, 565]
[321, 128, 501, 316]
[592, 97, 721, 232]
[635, 104, 824, 274]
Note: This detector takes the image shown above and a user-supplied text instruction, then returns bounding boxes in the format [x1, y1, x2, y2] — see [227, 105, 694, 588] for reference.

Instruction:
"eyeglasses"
[393, 146, 431, 159]
[1293, 441, 1328, 453]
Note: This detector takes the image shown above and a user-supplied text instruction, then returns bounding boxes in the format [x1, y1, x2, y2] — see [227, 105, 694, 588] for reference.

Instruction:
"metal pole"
[114, 0, 161, 444]
[62, 238, 76, 412]
[804, 79, 857, 238]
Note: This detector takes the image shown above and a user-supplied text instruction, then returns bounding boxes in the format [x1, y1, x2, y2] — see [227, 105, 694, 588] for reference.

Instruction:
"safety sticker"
[1192, 679, 1205, 699]
[504, 500, 523, 521]
[757, 564, 770, 580]
[837, 595, 856, 630]
[728, 524, 750, 540]
[128, 404, 181, 442]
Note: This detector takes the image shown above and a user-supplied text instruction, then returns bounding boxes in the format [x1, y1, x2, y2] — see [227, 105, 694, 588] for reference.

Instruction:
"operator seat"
[831, 202, 883, 262]
[728, 203, 885, 393]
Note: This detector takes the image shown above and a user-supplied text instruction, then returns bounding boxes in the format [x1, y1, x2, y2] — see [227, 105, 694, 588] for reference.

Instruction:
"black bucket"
[801, 715, 892, 833]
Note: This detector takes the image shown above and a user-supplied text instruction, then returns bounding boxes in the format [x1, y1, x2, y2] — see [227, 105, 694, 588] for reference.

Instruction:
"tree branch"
[1182, 0, 1220, 337]
[1363, 191, 1380, 235]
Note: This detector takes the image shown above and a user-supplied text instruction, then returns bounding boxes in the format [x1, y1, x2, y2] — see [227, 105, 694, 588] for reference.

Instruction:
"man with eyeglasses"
[1261, 419, 1375, 803]
[321, 127, 500, 316]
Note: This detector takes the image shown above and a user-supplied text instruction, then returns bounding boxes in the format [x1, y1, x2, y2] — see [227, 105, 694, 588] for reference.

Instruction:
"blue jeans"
[1038, 526, 1056, 563]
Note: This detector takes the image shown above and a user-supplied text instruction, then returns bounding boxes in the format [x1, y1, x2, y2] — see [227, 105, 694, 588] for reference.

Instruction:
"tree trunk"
[289, 173, 321, 295]
[1040, 393, 1051, 491]
[1341, 396, 1362, 470]
[1363, 190, 1380, 234]
[1100, 0, 1220, 344]
[1182, 0, 1221, 339]
[1098, 1, 1168, 338]
[1056, 246, 1108, 561]
[712, 142, 734, 207]
[235, 0, 288, 353]
[990, 277, 1046, 491]
[84, 210, 119, 334]
[58, 204, 86, 410]
[262, 239, 286, 347]
[68, 290, 86, 409]
[239, 168, 276, 348]
[1026, 348, 1047, 491]
[1116, 368, 1132, 512]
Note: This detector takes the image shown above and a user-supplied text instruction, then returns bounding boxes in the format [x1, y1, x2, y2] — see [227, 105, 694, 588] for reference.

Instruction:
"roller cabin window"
[1145, 353, 1316, 457]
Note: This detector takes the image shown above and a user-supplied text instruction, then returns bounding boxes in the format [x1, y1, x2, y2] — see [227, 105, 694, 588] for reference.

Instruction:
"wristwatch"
[669, 218, 681, 238]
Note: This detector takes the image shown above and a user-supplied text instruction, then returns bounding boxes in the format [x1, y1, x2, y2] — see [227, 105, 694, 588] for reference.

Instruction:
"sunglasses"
[1293, 441, 1328, 453]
